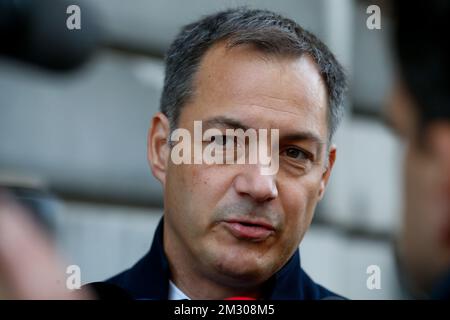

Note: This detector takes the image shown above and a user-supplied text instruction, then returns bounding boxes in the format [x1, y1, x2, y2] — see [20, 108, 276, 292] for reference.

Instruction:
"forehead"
[181, 42, 328, 137]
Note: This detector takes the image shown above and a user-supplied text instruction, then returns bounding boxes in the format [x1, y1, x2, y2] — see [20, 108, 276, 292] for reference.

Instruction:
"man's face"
[387, 80, 449, 294]
[157, 43, 334, 287]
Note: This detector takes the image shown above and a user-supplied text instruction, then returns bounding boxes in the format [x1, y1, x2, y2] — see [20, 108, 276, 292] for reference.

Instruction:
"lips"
[221, 218, 275, 241]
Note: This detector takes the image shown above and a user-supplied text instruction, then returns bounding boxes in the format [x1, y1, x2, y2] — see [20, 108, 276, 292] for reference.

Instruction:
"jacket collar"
[109, 217, 337, 300]
[431, 269, 450, 300]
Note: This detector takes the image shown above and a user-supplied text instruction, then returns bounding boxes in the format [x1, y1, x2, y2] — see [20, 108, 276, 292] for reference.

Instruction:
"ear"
[147, 112, 171, 187]
[318, 145, 337, 200]
[428, 123, 450, 247]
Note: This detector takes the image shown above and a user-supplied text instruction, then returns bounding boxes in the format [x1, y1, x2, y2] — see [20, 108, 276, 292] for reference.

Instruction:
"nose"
[233, 165, 278, 203]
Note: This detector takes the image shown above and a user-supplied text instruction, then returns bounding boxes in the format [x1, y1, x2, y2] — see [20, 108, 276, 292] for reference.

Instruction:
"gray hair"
[160, 8, 347, 141]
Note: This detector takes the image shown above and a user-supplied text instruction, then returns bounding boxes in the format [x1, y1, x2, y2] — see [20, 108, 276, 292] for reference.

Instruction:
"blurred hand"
[0, 190, 93, 299]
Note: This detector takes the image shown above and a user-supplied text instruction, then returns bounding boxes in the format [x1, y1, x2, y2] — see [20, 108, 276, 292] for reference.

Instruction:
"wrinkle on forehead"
[198, 47, 325, 107]
[242, 91, 325, 118]
[185, 42, 328, 137]
[246, 102, 302, 117]
[235, 104, 325, 138]
[243, 104, 310, 117]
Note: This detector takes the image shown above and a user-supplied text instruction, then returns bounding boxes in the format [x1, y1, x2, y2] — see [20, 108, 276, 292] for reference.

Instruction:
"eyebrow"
[202, 116, 326, 145]
[203, 116, 251, 131]
[282, 132, 326, 146]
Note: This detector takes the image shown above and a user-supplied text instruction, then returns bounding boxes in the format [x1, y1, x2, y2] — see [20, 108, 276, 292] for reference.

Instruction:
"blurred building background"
[0, 0, 405, 299]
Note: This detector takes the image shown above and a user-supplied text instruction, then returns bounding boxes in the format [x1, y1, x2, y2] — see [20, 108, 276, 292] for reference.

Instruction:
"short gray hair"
[160, 8, 347, 141]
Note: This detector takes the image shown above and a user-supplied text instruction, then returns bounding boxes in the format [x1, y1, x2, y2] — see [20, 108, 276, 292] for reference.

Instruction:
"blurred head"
[148, 8, 346, 293]
[387, 1, 450, 297]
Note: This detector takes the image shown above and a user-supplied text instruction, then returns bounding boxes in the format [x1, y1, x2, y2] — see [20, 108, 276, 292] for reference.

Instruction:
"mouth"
[221, 218, 275, 242]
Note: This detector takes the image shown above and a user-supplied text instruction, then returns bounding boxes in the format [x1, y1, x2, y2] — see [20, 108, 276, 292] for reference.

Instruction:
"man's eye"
[282, 147, 310, 161]
[211, 135, 235, 147]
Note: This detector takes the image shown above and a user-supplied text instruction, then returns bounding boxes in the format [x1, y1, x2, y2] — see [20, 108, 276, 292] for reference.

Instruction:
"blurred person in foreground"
[386, 1, 450, 299]
[0, 190, 90, 299]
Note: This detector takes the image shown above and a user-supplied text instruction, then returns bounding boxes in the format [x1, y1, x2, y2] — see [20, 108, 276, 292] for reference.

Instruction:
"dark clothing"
[431, 270, 450, 300]
[100, 218, 342, 300]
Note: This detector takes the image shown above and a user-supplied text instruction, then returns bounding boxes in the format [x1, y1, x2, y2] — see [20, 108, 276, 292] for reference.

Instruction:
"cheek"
[191, 165, 231, 198]
[279, 169, 323, 215]
[165, 164, 190, 222]
[278, 176, 322, 242]
[182, 165, 235, 225]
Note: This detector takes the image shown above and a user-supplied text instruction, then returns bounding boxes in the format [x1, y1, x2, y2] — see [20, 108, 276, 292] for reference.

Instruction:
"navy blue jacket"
[431, 270, 450, 300]
[103, 218, 342, 300]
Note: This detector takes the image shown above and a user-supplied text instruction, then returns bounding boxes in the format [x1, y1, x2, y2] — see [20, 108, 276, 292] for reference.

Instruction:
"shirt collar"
[168, 280, 191, 300]
[117, 216, 329, 300]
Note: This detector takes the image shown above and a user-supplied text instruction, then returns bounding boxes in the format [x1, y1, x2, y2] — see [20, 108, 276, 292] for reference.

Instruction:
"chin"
[209, 249, 274, 285]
